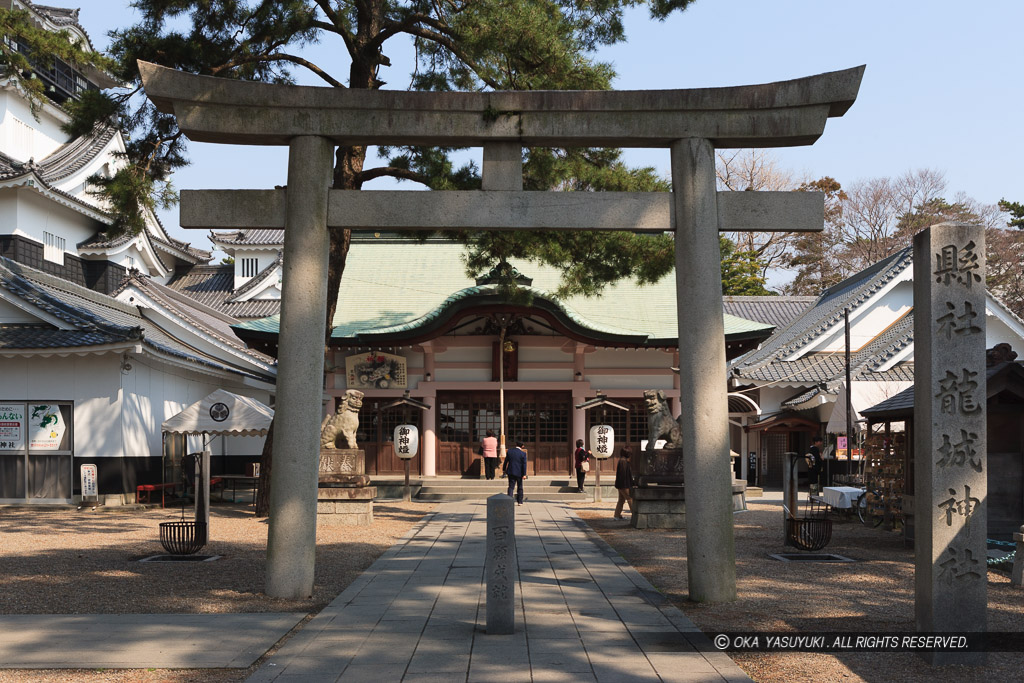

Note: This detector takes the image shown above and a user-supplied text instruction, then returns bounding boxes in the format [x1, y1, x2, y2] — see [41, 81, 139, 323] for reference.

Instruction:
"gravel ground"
[2, 494, 1022, 682]
[0, 499, 435, 683]
[574, 493, 1024, 682]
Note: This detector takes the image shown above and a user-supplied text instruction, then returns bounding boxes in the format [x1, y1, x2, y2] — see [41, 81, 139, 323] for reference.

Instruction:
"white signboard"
[80, 464, 98, 498]
[394, 424, 419, 459]
[28, 404, 66, 451]
[0, 403, 25, 450]
[590, 424, 614, 459]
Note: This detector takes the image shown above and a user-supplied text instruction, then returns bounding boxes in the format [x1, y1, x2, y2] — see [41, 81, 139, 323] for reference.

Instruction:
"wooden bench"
[137, 482, 176, 506]
[138, 478, 226, 507]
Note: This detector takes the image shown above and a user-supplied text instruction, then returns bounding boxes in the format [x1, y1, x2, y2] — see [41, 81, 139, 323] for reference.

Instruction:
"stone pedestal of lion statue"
[318, 390, 375, 525]
[630, 390, 745, 529]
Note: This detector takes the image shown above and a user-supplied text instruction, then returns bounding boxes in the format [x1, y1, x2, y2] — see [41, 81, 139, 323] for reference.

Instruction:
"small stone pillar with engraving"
[486, 493, 516, 634]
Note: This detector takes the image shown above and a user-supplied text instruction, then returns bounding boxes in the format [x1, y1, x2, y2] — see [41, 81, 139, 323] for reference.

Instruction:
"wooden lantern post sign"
[394, 424, 419, 502]
[589, 424, 614, 502]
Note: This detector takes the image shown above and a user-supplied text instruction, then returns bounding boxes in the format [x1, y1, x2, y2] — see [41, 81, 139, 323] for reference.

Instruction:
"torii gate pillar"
[672, 138, 736, 601]
[265, 136, 333, 598]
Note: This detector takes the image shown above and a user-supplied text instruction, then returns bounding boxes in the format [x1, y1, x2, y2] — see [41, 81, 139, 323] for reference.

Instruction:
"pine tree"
[70, 0, 700, 514]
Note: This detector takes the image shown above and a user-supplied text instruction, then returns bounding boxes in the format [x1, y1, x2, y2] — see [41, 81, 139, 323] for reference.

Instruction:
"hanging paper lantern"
[394, 424, 419, 459]
[589, 425, 614, 459]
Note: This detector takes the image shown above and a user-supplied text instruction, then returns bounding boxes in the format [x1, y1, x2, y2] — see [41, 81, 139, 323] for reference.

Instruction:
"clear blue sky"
[68, 0, 1023, 250]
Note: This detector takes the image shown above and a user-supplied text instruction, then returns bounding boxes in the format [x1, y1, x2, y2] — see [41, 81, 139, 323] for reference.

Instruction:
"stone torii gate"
[140, 62, 864, 601]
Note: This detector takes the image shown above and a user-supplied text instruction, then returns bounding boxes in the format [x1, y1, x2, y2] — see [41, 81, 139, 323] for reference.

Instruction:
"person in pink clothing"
[481, 429, 500, 480]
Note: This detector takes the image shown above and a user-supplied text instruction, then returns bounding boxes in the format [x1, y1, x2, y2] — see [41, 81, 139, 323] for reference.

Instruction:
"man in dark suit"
[504, 439, 528, 506]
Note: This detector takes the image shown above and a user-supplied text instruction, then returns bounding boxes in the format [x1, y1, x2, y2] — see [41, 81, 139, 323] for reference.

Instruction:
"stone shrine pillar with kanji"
[913, 222, 987, 665]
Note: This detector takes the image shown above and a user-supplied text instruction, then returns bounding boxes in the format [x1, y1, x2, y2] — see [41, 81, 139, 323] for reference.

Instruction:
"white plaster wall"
[233, 248, 280, 289]
[518, 346, 569, 363]
[436, 346, 490, 363]
[985, 312, 1024, 350]
[519, 368, 573, 382]
[814, 282, 913, 353]
[0, 297, 36, 323]
[10, 190, 98, 251]
[436, 368, 491, 383]
[254, 285, 281, 300]
[0, 353, 269, 458]
[586, 374, 673, 391]
[585, 348, 671, 369]
[757, 386, 798, 415]
[0, 189, 16, 229]
[0, 353, 122, 456]
[0, 91, 67, 161]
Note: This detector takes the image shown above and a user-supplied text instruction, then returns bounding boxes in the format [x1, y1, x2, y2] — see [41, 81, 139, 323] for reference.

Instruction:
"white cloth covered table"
[822, 486, 865, 509]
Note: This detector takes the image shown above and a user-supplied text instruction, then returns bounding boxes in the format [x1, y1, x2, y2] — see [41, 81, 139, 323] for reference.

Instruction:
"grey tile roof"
[722, 296, 816, 329]
[210, 229, 285, 247]
[114, 273, 276, 365]
[165, 266, 281, 320]
[0, 257, 272, 380]
[731, 247, 915, 387]
[862, 361, 1024, 419]
[781, 385, 822, 408]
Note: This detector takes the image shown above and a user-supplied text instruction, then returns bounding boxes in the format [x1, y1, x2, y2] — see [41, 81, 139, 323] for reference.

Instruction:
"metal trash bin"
[786, 517, 833, 551]
[159, 521, 205, 555]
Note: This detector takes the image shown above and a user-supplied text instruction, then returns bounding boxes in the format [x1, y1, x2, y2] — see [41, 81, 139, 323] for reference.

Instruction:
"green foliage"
[78, 0, 697, 290]
[785, 177, 847, 295]
[720, 236, 772, 296]
[999, 199, 1024, 230]
[895, 196, 981, 238]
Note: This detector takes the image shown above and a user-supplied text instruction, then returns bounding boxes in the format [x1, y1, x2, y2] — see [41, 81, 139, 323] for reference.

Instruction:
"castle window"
[43, 232, 65, 265]
[241, 257, 259, 278]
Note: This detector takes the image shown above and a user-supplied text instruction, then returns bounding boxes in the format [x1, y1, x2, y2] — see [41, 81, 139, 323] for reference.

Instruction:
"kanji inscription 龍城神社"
[914, 223, 988, 665]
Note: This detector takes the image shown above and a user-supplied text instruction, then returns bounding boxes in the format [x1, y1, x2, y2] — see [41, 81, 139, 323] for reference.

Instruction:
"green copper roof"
[234, 235, 774, 344]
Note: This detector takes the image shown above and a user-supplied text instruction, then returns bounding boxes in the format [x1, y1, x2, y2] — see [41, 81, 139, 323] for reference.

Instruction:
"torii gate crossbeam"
[140, 62, 864, 602]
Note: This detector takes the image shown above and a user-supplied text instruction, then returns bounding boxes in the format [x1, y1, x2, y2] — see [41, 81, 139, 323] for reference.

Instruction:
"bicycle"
[856, 487, 902, 529]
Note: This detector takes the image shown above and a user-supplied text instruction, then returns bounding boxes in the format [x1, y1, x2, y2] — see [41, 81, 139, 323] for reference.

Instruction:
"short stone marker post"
[1011, 525, 1024, 588]
[914, 223, 987, 665]
[486, 493, 516, 634]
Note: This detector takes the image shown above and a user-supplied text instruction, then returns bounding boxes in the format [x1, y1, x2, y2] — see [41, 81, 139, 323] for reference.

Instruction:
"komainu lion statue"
[643, 389, 682, 451]
[320, 389, 364, 449]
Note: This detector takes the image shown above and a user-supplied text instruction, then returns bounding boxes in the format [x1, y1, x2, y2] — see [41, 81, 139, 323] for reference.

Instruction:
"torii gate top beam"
[139, 61, 864, 149]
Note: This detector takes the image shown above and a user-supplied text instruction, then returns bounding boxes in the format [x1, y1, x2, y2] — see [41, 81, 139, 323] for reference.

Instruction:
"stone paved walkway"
[249, 500, 749, 682]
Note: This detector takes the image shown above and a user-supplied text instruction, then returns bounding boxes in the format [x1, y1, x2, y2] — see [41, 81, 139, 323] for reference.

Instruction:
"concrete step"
[417, 491, 589, 502]
[410, 478, 571, 487]
[417, 485, 581, 494]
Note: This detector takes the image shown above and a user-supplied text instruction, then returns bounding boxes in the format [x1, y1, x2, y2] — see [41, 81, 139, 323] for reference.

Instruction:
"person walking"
[614, 446, 634, 519]
[481, 429, 499, 480]
[573, 439, 591, 493]
[806, 435, 824, 494]
[505, 439, 528, 505]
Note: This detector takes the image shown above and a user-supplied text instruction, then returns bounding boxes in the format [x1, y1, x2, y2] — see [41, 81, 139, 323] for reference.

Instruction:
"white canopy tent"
[162, 389, 274, 437]
[158, 389, 274, 506]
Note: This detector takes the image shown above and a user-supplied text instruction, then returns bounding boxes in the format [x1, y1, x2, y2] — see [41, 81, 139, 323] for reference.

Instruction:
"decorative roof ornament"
[475, 261, 532, 287]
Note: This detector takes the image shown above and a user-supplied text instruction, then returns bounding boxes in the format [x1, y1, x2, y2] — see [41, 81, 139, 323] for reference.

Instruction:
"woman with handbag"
[573, 439, 591, 493]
